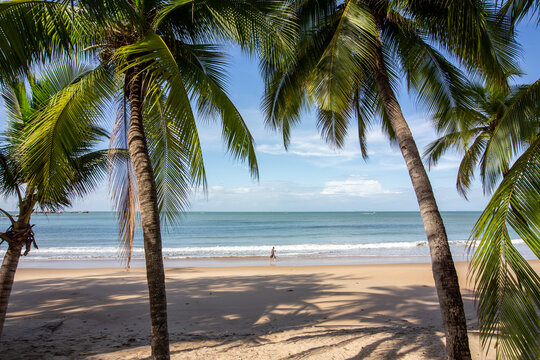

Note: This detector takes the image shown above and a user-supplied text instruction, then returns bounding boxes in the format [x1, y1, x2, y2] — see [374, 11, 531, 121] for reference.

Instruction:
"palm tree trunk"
[372, 41, 471, 359]
[0, 196, 35, 338]
[0, 242, 22, 337]
[127, 70, 170, 360]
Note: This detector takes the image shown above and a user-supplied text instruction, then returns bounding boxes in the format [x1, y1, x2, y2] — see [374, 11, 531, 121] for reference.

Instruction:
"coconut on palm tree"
[0, 1, 294, 358]
[425, 78, 540, 359]
[0, 61, 111, 337]
[262, 1, 519, 358]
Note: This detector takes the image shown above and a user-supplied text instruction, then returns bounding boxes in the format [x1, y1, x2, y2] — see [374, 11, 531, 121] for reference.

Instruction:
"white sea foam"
[10, 239, 501, 260]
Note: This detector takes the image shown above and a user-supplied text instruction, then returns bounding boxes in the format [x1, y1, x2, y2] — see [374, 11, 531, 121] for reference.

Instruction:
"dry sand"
[3, 261, 538, 359]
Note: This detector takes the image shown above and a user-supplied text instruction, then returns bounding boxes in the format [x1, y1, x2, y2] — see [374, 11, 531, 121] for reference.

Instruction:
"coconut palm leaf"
[385, 7, 472, 121]
[143, 87, 195, 227]
[492, 79, 540, 156]
[156, 0, 296, 69]
[0, 0, 77, 80]
[502, 0, 540, 23]
[175, 42, 258, 178]
[469, 137, 540, 360]
[18, 62, 116, 206]
[398, 0, 520, 87]
[109, 95, 139, 267]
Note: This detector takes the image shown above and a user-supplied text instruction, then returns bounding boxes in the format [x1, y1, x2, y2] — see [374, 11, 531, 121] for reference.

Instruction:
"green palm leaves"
[2, 61, 110, 210]
[426, 79, 540, 359]
[470, 139, 540, 360]
[19, 63, 114, 208]
[425, 82, 539, 197]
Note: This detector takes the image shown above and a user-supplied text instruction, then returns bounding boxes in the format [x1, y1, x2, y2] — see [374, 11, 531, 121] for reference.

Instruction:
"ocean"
[0, 211, 531, 267]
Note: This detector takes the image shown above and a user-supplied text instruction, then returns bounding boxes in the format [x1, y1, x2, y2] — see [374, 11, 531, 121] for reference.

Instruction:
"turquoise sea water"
[0, 211, 531, 267]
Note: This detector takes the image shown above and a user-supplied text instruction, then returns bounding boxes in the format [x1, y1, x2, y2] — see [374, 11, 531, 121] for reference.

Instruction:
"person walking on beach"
[269, 246, 277, 265]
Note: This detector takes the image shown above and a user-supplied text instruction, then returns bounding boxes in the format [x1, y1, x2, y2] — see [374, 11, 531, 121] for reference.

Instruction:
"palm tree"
[0, 1, 293, 358]
[428, 0, 540, 354]
[0, 61, 110, 337]
[424, 80, 538, 197]
[262, 1, 518, 358]
[425, 78, 540, 359]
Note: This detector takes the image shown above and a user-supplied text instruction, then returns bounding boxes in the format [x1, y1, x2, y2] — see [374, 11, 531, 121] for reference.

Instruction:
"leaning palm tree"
[425, 78, 540, 359]
[0, 61, 111, 337]
[262, 1, 518, 358]
[0, 1, 294, 358]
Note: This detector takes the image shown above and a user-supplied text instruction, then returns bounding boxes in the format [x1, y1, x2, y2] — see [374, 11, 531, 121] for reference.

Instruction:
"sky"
[1, 17, 539, 212]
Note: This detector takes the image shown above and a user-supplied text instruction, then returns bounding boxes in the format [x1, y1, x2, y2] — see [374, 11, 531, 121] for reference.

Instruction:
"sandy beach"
[3, 261, 538, 359]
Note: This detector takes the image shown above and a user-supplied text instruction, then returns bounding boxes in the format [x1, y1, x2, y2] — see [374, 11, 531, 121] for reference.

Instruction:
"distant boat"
[82, 211, 89, 213]
[360, 212, 375, 215]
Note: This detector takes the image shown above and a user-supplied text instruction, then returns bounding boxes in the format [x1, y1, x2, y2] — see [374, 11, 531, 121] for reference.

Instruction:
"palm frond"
[385, 11, 471, 123]
[143, 84, 193, 227]
[18, 61, 116, 207]
[400, 0, 520, 87]
[0, 0, 76, 80]
[306, 1, 377, 148]
[501, 0, 540, 24]
[115, 32, 206, 189]
[156, 0, 297, 69]
[109, 95, 138, 268]
[0, 147, 22, 200]
[469, 137, 540, 360]
[175, 42, 259, 179]
[456, 134, 488, 198]
[493, 79, 540, 156]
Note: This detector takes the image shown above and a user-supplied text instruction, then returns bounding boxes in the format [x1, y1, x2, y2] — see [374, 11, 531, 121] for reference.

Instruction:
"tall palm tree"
[0, 1, 294, 358]
[425, 79, 540, 359]
[262, 1, 518, 358]
[0, 61, 111, 337]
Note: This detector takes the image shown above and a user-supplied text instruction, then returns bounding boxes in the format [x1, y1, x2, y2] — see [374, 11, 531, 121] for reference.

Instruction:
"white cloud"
[257, 134, 362, 160]
[321, 175, 398, 197]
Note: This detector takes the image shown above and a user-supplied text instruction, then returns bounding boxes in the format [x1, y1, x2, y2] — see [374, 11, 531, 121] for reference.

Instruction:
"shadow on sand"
[1, 269, 476, 359]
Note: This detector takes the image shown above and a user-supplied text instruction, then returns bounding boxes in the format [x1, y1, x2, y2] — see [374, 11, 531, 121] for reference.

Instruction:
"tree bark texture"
[127, 71, 170, 360]
[372, 41, 472, 359]
[0, 242, 22, 337]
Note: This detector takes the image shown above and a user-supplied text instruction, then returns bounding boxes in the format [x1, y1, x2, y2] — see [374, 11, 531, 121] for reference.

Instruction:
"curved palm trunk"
[0, 242, 22, 337]
[372, 42, 471, 359]
[0, 196, 35, 337]
[127, 71, 170, 360]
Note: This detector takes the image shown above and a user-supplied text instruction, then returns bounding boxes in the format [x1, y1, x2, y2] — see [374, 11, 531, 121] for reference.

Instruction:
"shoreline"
[6, 262, 538, 359]
[15, 253, 453, 269]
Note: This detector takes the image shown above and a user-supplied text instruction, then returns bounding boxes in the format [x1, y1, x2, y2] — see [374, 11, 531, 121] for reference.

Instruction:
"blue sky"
[1, 19, 539, 212]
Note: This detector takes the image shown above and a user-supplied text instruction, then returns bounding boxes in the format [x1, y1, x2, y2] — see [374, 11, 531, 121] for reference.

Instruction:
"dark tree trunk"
[127, 70, 170, 360]
[0, 195, 35, 338]
[372, 41, 472, 359]
[0, 242, 22, 337]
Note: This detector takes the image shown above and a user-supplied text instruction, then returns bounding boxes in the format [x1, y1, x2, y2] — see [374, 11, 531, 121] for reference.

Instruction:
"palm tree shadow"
[1, 269, 477, 359]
